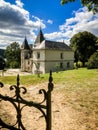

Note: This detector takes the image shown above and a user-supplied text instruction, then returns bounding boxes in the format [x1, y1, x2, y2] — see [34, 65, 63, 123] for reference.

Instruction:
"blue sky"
[0, 0, 98, 49]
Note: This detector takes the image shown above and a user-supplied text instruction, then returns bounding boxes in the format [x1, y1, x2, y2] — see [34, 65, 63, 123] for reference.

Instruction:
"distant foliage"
[0, 49, 5, 58]
[70, 31, 97, 67]
[0, 56, 5, 70]
[5, 42, 21, 68]
[87, 51, 98, 69]
[61, 0, 98, 14]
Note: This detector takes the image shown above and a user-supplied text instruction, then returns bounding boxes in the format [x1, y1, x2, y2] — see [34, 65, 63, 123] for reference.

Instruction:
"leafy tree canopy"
[70, 31, 97, 66]
[5, 42, 21, 68]
[61, 0, 98, 14]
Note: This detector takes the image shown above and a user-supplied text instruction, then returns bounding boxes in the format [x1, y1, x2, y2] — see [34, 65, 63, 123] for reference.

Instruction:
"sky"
[0, 0, 98, 49]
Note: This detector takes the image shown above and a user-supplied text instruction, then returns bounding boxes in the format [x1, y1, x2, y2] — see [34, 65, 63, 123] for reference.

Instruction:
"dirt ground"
[0, 69, 98, 130]
[0, 69, 31, 76]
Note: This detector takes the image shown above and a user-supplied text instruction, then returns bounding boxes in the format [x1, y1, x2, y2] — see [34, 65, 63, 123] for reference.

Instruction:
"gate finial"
[48, 70, 53, 91]
[49, 70, 53, 83]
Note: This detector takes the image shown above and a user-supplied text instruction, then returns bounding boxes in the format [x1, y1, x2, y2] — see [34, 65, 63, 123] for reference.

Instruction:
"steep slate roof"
[34, 29, 45, 44]
[21, 37, 30, 49]
[45, 40, 72, 50]
[34, 40, 72, 50]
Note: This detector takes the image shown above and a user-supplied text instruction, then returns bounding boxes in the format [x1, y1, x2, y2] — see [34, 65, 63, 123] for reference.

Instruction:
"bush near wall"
[87, 51, 98, 69]
[74, 61, 83, 69]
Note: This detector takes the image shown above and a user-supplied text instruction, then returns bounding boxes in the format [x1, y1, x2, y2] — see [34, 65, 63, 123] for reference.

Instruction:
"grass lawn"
[1, 68, 98, 107]
[0, 68, 98, 87]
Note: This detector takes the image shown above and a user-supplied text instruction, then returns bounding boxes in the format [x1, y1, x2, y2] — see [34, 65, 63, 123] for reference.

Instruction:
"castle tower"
[21, 36, 31, 71]
[34, 28, 45, 47]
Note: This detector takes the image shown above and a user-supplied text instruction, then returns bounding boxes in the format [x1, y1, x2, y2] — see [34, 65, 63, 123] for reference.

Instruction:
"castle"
[21, 29, 74, 74]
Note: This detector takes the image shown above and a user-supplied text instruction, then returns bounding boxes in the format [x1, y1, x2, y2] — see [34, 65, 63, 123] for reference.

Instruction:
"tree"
[87, 51, 98, 69]
[0, 49, 5, 58]
[70, 31, 97, 66]
[0, 56, 5, 70]
[61, 0, 98, 14]
[5, 42, 21, 68]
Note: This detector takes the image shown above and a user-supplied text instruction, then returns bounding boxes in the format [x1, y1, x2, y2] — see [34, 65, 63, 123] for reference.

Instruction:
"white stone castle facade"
[21, 29, 74, 74]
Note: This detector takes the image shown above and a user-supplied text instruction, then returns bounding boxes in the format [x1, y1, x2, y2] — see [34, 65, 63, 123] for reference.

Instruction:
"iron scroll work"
[0, 71, 54, 130]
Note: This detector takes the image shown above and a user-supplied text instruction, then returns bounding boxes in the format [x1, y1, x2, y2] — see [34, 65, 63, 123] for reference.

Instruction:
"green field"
[0, 68, 98, 88]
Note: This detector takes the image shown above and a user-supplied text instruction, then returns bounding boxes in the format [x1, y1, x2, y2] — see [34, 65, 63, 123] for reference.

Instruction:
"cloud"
[47, 19, 53, 24]
[59, 7, 98, 40]
[32, 16, 46, 29]
[0, 1, 98, 49]
[0, 0, 46, 49]
[45, 32, 65, 40]
[15, 0, 24, 8]
[45, 7, 98, 45]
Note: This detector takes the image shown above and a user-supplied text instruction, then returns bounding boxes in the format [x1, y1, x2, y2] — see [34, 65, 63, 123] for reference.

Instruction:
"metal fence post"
[46, 70, 53, 130]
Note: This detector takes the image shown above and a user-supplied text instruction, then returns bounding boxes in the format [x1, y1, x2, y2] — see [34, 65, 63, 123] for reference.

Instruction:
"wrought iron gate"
[0, 71, 53, 130]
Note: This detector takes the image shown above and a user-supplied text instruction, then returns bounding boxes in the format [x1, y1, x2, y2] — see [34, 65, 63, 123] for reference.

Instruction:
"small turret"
[21, 36, 30, 50]
[34, 28, 45, 46]
[21, 37, 31, 72]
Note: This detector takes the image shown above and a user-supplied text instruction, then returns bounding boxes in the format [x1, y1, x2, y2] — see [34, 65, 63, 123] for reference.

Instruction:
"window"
[28, 53, 30, 58]
[67, 62, 70, 68]
[37, 52, 40, 59]
[60, 62, 63, 68]
[60, 53, 63, 59]
[37, 63, 40, 69]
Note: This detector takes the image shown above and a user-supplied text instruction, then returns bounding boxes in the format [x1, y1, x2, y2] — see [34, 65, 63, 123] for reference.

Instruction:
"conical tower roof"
[34, 29, 45, 44]
[21, 36, 30, 50]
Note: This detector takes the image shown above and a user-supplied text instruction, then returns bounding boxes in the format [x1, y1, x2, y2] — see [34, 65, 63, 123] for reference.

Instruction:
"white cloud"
[47, 19, 53, 24]
[45, 31, 65, 40]
[0, 0, 46, 49]
[15, 0, 24, 8]
[32, 16, 46, 29]
[59, 7, 98, 40]
[44, 7, 98, 45]
[0, 1, 98, 49]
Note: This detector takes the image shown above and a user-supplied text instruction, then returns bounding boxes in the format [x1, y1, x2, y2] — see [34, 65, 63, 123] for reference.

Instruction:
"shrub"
[74, 61, 83, 69]
[87, 51, 98, 69]
[10, 61, 20, 68]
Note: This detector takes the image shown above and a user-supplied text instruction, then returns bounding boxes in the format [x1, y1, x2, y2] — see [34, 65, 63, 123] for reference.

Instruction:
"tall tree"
[5, 42, 21, 68]
[70, 31, 97, 66]
[0, 56, 5, 70]
[61, 0, 98, 13]
[0, 49, 5, 58]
